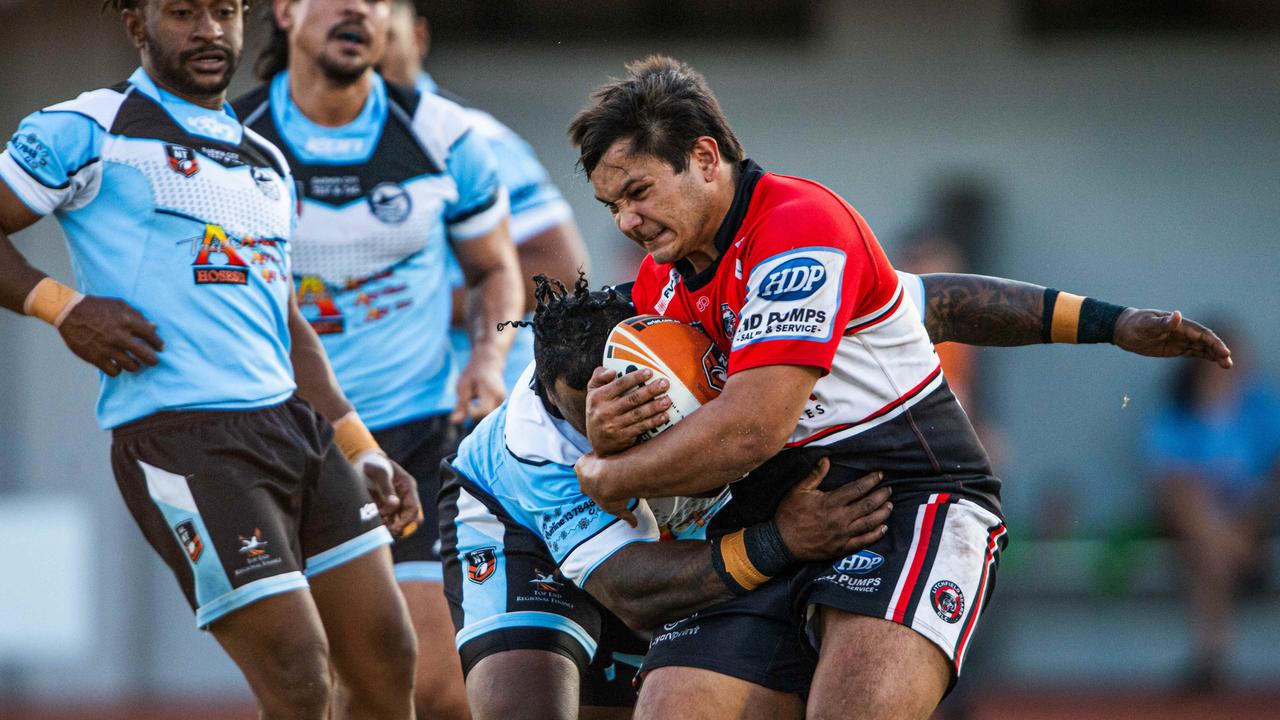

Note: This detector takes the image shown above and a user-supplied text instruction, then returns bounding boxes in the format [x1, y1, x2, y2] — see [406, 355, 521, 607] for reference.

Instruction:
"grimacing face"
[130, 0, 245, 103]
[278, 0, 392, 84]
[589, 139, 719, 269]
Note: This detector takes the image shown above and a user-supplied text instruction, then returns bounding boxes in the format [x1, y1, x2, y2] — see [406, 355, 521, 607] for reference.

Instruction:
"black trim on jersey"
[10, 154, 100, 190]
[108, 90, 283, 175]
[505, 444, 555, 467]
[447, 189, 501, 225]
[384, 80, 422, 119]
[109, 80, 132, 94]
[240, 83, 443, 207]
[676, 158, 766, 292]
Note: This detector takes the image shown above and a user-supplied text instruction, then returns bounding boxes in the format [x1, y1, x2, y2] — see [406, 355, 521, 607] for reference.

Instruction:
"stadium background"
[0, 1, 1276, 717]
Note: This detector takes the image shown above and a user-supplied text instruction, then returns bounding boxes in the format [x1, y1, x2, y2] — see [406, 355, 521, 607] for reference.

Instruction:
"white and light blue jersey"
[450, 364, 662, 587]
[0, 69, 298, 429]
[235, 73, 509, 430]
[422, 74, 574, 392]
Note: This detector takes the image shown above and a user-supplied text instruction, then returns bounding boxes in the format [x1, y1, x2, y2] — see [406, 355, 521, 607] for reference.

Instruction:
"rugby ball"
[602, 315, 730, 537]
[602, 315, 726, 440]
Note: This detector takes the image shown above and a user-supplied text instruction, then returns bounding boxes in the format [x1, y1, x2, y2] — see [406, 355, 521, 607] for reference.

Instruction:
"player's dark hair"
[254, 5, 289, 81]
[568, 55, 745, 177]
[101, 0, 252, 12]
[501, 273, 636, 394]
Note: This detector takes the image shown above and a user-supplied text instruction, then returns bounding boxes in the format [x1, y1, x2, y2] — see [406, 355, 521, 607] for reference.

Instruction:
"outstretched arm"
[584, 461, 891, 630]
[917, 272, 1232, 368]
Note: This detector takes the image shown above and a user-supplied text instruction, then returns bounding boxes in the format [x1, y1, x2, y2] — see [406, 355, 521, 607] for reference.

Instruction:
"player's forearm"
[584, 541, 736, 630]
[0, 229, 49, 315]
[462, 241, 523, 359]
[918, 273, 1048, 346]
[287, 298, 354, 423]
[515, 221, 589, 313]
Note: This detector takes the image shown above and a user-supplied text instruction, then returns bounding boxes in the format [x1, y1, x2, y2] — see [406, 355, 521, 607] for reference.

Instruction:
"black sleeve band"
[1041, 288, 1060, 344]
[1078, 297, 1127, 344]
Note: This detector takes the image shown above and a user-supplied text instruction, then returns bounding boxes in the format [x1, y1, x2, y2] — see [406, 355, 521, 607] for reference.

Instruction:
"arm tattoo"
[920, 273, 1048, 346]
[584, 541, 737, 630]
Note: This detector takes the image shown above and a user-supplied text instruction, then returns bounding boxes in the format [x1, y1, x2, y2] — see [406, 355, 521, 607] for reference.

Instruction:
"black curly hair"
[500, 273, 636, 395]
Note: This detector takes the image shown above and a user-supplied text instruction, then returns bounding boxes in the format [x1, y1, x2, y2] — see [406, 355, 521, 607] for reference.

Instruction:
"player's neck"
[288, 63, 373, 128]
[141, 66, 225, 111]
[685, 165, 740, 274]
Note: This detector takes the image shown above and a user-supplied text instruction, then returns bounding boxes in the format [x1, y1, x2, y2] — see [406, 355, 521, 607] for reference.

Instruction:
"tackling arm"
[584, 461, 891, 630]
[918, 272, 1232, 367]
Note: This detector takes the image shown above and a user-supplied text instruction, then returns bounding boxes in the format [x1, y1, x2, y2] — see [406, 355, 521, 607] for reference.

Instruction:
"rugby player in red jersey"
[570, 56, 1231, 720]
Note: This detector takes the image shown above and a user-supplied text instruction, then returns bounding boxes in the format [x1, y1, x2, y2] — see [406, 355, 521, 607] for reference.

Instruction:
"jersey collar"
[127, 67, 243, 145]
[674, 158, 766, 292]
[268, 70, 388, 165]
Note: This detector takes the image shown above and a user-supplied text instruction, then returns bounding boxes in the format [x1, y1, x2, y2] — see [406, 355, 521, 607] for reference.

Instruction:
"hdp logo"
[833, 550, 884, 575]
[759, 257, 827, 301]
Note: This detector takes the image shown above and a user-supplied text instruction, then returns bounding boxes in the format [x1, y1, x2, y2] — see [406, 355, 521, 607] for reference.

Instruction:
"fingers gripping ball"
[602, 315, 726, 439]
[603, 315, 730, 535]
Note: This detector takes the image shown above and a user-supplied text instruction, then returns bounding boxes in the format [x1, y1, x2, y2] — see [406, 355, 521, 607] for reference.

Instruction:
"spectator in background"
[1145, 321, 1280, 690]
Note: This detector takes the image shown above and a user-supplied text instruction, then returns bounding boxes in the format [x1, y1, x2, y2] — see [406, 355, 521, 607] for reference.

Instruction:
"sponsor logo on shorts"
[833, 550, 884, 575]
[368, 182, 412, 224]
[174, 520, 203, 563]
[759, 257, 827, 301]
[359, 502, 379, 522]
[239, 528, 268, 557]
[651, 614, 701, 646]
[514, 568, 575, 609]
[930, 580, 965, 623]
[235, 528, 283, 577]
[466, 547, 496, 584]
[165, 144, 200, 178]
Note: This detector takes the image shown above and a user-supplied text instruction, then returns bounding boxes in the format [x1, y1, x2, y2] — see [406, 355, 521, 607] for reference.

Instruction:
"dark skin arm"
[918, 273, 1232, 368]
[451, 218, 591, 325]
[584, 459, 892, 630]
[0, 181, 164, 376]
[288, 288, 420, 538]
[451, 219, 524, 423]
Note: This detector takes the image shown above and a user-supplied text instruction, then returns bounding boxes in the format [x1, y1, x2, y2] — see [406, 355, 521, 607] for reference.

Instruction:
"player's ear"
[274, 0, 295, 33]
[121, 7, 147, 50]
[690, 137, 720, 182]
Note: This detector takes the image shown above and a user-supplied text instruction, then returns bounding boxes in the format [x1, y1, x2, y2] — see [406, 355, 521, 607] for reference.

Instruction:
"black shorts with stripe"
[110, 397, 392, 629]
[643, 488, 1006, 695]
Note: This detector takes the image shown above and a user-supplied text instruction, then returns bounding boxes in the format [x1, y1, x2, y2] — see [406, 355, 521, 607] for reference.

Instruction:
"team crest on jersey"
[720, 303, 738, 339]
[930, 580, 965, 623]
[701, 343, 728, 392]
[466, 547, 497, 583]
[251, 166, 281, 201]
[165, 144, 200, 178]
[174, 520, 203, 563]
[368, 182, 412, 224]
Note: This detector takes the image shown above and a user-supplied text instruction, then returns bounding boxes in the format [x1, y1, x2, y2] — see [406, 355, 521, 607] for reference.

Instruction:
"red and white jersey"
[634, 161, 946, 450]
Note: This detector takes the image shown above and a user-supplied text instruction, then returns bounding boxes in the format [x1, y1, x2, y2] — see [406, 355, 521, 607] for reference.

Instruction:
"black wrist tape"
[742, 521, 796, 577]
[1078, 297, 1126, 344]
[1041, 288, 1060, 344]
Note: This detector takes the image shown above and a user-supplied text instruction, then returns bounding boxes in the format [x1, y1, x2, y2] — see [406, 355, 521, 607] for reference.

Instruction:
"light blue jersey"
[421, 74, 575, 392]
[236, 74, 509, 430]
[450, 364, 663, 588]
[0, 69, 298, 429]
